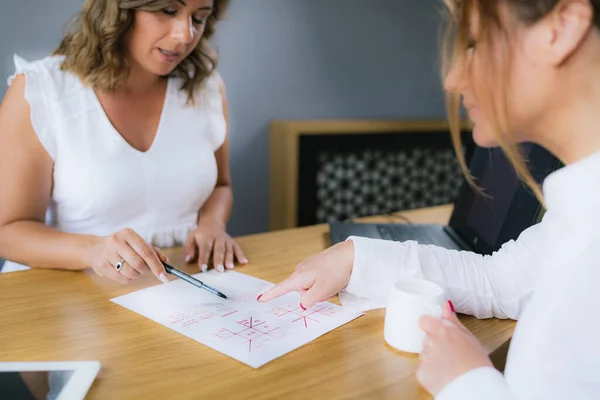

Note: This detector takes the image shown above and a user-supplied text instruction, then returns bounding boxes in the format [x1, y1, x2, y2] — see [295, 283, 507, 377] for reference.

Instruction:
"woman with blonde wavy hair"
[0, 0, 248, 283]
[259, 0, 600, 398]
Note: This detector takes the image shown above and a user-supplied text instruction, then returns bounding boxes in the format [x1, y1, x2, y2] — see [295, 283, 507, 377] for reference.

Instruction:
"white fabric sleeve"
[343, 216, 550, 319]
[7, 54, 57, 160]
[435, 367, 515, 400]
[512, 250, 600, 399]
[437, 248, 600, 400]
[199, 70, 226, 152]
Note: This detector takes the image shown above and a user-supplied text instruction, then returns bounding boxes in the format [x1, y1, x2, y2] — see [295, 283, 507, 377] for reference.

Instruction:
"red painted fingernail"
[257, 294, 263, 301]
[448, 300, 455, 313]
[300, 303, 306, 311]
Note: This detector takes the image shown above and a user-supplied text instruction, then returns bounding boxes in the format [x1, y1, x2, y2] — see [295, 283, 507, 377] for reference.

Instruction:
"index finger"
[258, 271, 314, 303]
[126, 233, 169, 284]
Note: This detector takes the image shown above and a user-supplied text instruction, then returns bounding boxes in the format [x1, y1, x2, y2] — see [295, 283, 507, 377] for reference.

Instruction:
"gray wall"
[0, 0, 447, 236]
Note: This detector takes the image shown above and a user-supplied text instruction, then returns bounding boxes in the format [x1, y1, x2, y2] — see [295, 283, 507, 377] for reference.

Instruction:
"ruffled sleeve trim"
[7, 54, 57, 160]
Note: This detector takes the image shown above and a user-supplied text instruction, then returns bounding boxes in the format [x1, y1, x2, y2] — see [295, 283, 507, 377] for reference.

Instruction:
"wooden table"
[0, 205, 515, 399]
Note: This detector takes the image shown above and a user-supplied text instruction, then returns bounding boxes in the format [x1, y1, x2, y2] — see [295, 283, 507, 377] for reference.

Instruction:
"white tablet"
[0, 361, 100, 400]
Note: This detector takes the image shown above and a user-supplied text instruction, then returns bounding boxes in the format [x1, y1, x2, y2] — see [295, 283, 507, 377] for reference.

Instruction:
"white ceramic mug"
[384, 278, 446, 353]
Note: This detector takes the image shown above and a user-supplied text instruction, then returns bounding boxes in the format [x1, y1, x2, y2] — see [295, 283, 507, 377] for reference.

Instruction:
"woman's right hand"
[257, 240, 355, 309]
[83, 228, 170, 285]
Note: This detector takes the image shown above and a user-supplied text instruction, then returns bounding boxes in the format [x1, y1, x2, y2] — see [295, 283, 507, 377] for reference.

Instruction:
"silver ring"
[115, 259, 126, 271]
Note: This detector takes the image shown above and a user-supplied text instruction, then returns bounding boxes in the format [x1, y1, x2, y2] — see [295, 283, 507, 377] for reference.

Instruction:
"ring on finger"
[115, 258, 126, 272]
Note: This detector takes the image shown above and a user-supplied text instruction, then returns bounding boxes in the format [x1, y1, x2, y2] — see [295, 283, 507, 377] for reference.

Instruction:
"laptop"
[329, 144, 561, 255]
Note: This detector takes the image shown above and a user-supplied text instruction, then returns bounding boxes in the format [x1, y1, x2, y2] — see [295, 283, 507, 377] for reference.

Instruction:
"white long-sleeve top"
[344, 150, 600, 399]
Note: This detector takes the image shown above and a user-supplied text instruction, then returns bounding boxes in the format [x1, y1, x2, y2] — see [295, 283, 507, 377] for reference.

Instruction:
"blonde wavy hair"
[54, 0, 229, 103]
[440, 0, 600, 203]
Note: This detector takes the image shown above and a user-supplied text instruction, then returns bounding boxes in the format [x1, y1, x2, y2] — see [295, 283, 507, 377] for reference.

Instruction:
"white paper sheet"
[111, 271, 363, 368]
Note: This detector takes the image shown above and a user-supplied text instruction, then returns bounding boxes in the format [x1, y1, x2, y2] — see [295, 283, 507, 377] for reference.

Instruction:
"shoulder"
[198, 70, 225, 101]
[168, 70, 227, 150]
[7, 54, 83, 100]
[213, 71, 226, 95]
[170, 69, 225, 109]
[0, 70, 56, 162]
[4, 55, 82, 160]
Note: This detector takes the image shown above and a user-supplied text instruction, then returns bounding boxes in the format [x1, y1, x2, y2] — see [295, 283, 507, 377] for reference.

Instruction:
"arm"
[345, 216, 550, 319]
[0, 75, 98, 270]
[258, 214, 549, 317]
[0, 76, 168, 284]
[184, 76, 246, 270]
[196, 76, 233, 229]
[423, 247, 600, 400]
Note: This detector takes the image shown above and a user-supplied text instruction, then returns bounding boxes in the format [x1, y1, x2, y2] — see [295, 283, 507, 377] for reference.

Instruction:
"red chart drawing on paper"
[213, 304, 341, 354]
[268, 304, 340, 328]
[214, 317, 287, 354]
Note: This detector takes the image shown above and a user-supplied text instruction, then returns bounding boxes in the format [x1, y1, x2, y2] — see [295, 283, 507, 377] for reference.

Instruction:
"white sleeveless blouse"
[3, 54, 225, 272]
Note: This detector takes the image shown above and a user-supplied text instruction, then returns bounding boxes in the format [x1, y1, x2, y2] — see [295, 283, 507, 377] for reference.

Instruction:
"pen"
[161, 262, 228, 299]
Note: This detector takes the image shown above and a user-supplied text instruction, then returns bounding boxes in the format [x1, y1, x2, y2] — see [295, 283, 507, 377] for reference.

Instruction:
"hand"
[184, 217, 247, 273]
[257, 240, 355, 309]
[417, 301, 493, 396]
[83, 228, 170, 284]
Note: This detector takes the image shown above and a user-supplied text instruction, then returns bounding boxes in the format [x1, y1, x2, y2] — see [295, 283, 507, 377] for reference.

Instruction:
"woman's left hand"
[184, 218, 247, 273]
[416, 301, 494, 396]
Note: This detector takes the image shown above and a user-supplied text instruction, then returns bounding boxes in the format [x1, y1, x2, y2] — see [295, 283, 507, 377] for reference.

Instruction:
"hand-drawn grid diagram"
[214, 304, 340, 354]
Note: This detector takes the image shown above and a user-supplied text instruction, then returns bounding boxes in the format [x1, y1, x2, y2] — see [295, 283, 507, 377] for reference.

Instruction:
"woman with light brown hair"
[0, 0, 248, 282]
[259, 0, 600, 398]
